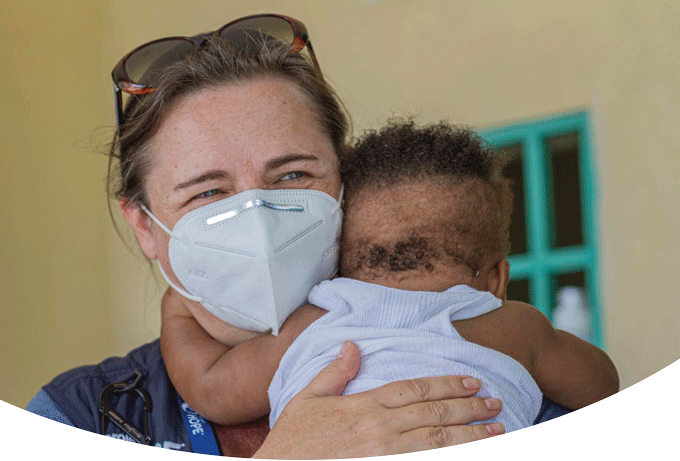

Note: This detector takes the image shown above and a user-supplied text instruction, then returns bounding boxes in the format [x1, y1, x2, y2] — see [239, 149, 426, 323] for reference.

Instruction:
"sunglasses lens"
[118, 16, 310, 93]
[125, 39, 195, 86]
[218, 16, 299, 52]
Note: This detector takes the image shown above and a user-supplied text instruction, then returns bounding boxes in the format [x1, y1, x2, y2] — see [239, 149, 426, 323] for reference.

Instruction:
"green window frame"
[479, 111, 603, 348]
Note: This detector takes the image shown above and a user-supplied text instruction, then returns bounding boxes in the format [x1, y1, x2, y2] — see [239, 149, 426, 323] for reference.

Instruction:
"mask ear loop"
[334, 183, 344, 215]
[157, 263, 203, 302]
[139, 203, 174, 235]
[138, 204, 204, 303]
[327, 184, 344, 279]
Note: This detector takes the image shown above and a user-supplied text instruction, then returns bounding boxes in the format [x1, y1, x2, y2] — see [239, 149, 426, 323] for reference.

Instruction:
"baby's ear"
[486, 259, 510, 300]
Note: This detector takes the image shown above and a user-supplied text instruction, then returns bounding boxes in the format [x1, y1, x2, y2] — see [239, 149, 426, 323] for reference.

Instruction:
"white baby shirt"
[268, 278, 543, 431]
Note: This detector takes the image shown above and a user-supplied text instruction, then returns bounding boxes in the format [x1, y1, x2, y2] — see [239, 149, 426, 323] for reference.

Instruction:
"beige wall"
[2, 0, 679, 408]
[0, 0, 112, 407]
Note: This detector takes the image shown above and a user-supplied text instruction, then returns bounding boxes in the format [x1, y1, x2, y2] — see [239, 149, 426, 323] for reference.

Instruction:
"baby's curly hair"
[340, 119, 513, 280]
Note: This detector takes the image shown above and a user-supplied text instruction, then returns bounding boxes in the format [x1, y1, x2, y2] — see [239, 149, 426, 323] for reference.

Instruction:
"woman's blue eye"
[198, 189, 221, 199]
[280, 172, 305, 181]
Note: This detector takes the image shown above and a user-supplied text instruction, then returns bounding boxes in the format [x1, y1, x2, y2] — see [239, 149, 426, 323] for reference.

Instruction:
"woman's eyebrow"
[174, 170, 231, 191]
[265, 154, 318, 171]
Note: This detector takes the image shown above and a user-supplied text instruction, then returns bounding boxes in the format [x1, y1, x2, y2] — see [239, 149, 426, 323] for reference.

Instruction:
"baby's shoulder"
[488, 300, 554, 348]
[453, 300, 551, 371]
[495, 300, 551, 326]
[459, 299, 549, 333]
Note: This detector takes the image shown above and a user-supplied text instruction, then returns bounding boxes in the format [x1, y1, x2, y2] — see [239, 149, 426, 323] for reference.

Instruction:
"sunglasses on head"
[111, 14, 320, 130]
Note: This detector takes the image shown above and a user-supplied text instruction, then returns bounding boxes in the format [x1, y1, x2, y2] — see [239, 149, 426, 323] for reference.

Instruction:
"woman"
[26, 14, 568, 457]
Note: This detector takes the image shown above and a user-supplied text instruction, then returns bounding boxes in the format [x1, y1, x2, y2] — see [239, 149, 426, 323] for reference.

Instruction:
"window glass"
[506, 278, 531, 304]
[546, 132, 584, 248]
[550, 270, 591, 341]
[551, 270, 587, 317]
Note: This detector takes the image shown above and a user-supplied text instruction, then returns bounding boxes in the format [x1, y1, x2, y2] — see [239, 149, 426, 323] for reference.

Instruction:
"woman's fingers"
[391, 396, 503, 432]
[257, 351, 506, 458]
[370, 375, 483, 408]
[395, 423, 505, 452]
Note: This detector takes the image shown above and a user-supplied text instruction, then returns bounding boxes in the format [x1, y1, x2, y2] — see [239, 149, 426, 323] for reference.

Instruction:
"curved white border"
[2, 359, 678, 460]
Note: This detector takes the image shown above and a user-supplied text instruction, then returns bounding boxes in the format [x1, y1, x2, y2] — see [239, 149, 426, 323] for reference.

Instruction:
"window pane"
[497, 143, 527, 255]
[507, 278, 531, 304]
[552, 270, 586, 310]
[545, 132, 584, 248]
[550, 270, 591, 341]
[555, 271, 586, 290]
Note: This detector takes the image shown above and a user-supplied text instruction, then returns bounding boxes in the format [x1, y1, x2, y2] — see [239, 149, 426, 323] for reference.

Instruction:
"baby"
[161, 120, 619, 431]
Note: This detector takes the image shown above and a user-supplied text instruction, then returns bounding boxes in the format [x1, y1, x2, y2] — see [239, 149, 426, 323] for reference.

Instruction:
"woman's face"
[123, 76, 341, 280]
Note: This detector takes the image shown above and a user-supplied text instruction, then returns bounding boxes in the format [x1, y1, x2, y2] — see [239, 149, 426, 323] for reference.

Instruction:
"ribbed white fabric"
[268, 278, 543, 431]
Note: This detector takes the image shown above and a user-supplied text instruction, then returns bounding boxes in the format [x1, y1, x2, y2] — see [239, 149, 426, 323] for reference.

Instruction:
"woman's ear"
[486, 259, 510, 300]
[119, 199, 158, 260]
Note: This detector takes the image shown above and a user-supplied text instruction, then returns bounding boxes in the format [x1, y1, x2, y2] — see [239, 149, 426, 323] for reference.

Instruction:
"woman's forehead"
[146, 78, 338, 184]
[155, 78, 311, 148]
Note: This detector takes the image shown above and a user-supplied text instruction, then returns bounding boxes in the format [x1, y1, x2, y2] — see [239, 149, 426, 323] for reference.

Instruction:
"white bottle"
[552, 286, 591, 342]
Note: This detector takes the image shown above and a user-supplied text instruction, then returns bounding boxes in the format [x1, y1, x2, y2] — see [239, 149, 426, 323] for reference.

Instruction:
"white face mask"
[141, 187, 342, 335]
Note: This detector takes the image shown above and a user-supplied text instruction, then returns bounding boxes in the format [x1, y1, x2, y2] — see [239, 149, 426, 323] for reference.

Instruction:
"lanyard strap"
[176, 393, 222, 456]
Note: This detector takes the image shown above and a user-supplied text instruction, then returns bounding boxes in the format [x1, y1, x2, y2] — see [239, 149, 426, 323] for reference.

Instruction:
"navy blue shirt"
[27, 339, 571, 454]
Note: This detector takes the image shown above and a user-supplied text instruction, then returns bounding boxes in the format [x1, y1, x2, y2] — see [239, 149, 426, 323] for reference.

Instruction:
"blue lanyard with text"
[176, 393, 222, 456]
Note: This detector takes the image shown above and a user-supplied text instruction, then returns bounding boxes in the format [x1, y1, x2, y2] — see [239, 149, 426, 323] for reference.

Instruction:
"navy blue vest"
[42, 338, 570, 453]
[42, 340, 192, 451]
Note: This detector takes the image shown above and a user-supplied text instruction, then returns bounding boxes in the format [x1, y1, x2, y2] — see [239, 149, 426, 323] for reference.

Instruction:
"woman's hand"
[253, 342, 504, 459]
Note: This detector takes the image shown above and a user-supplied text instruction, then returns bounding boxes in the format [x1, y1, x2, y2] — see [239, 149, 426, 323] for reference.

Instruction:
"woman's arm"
[254, 342, 505, 459]
[161, 289, 325, 425]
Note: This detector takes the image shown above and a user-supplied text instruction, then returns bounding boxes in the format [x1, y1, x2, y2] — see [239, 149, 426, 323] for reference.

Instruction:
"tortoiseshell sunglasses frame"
[111, 14, 320, 130]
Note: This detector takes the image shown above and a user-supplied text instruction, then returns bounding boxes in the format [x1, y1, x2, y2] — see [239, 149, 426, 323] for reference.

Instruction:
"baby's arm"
[525, 304, 619, 409]
[161, 290, 325, 425]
